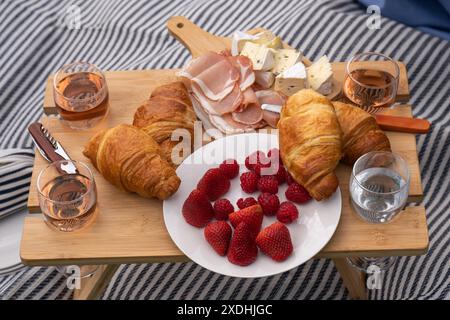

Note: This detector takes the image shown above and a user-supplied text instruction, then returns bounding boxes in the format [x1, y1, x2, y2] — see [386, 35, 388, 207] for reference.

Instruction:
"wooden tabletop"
[21, 66, 428, 266]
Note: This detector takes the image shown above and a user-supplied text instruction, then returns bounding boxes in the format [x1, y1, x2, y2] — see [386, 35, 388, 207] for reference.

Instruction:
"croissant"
[333, 101, 391, 165]
[133, 81, 196, 164]
[83, 124, 180, 200]
[278, 89, 342, 201]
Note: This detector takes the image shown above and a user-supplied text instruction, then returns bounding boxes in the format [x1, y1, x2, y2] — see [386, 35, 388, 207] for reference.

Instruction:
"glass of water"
[350, 151, 409, 223]
[348, 151, 410, 272]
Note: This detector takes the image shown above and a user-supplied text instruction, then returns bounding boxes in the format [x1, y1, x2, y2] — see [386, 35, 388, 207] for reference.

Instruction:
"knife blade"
[28, 122, 78, 174]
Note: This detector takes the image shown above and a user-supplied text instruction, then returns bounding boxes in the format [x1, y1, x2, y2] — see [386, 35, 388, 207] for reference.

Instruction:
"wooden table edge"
[20, 205, 428, 267]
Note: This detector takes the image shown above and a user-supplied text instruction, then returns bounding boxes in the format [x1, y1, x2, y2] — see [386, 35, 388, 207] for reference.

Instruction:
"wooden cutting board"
[22, 18, 427, 265]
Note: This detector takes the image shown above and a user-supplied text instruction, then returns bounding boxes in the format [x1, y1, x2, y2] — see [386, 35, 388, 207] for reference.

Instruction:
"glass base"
[56, 265, 99, 279]
[347, 256, 397, 273]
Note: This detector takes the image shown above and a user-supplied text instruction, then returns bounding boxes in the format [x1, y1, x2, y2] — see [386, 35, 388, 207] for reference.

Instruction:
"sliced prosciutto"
[180, 51, 274, 134]
[192, 83, 243, 115]
[256, 90, 287, 128]
[179, 52, 239, 101]
[232, 103, 264, 125]
[228, 55, 255, 90]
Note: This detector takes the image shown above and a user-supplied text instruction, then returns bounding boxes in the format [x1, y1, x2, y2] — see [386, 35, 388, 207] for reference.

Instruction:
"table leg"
[73, 264, 119, 300]
[333, 258, 368, 300]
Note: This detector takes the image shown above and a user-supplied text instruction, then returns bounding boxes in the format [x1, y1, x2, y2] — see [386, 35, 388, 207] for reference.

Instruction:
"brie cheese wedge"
[271, 49, 303, 75]
[231, 31, 259, 56]
[274, 62, 307, 96]
[306, 55, 333, 95]
[240, 42, 275, 71]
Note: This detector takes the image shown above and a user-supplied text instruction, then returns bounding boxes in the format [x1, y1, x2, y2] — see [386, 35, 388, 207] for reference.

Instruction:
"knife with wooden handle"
[374, 115, 431, 134]
[262, 104, 431, 134]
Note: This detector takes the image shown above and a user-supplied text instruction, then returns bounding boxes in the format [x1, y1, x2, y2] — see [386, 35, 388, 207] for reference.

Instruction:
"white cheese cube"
[306, 55, 333, 95]
[240, 42, 275, 71]
[274, 62, 307, 96]
[271, 49, 303, 74]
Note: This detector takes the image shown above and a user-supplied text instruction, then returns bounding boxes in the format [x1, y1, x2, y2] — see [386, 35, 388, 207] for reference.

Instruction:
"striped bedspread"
[0, 0, 449, 300]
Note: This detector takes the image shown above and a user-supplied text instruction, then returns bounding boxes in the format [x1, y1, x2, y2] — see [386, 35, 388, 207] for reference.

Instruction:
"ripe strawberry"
[277, 201, 299, 224]
[182, 189, 214, 228]
[258, 192, 280, 216]
[204, 221, 232, 256]
[245, 151, 268, 171]
[267, 148, 282, 164]
[256, 222, 293, 262]
[236, 197, 258, 209]
[197, 168, 230, 201]
[219, 159, 240, 179]
[227, 222, 258, 266]
[257, 175, 278, 194]
[229, 204, 263, 238]
[240, 171, 258, 193]
[285, 182, 312, 203]
[286, 172, 296, 185]
[213, 199, 234, 220]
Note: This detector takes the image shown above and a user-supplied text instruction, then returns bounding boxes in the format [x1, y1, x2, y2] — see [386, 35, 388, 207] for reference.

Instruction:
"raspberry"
[197, 168, 230, 201]
[257, 175, 278, 194]
[240, 171, 258, 193]
[257, 192, 280, 216]
[213, 199, 234, 220]
[245, 151, 268, 171]
[285, 182, 312, 203]
[286, 172, 296, 185]
[273, 165, 287, 184]
[253, 162, 271, 176]
[219, 159, 240, 179]
[236, 197, 258, 209]
[277, 201, 299, 224]
[267, 148, 282, 165]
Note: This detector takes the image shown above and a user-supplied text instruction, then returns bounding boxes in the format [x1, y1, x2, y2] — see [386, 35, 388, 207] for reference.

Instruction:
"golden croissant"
[278, 89, 342, 201]
[83, 124, 180, 200]
[133, 81, 196, 165]
[333, 101, 391, 165]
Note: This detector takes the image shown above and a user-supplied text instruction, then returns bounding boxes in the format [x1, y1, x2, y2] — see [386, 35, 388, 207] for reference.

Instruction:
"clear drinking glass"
[37, 160, 98, 232]
[343, 52, 400, 114]
[53, 61, 109, 130]
[348, 151, 410, 273]
[349, 151, 410, 223]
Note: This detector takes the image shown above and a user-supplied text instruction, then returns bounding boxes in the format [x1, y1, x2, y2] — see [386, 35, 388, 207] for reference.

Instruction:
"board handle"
[167, 16, 229, 58]
[375, 114, 431, 134]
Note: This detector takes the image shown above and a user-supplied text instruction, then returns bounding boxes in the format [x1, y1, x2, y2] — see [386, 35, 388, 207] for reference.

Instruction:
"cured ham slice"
[255, 90, 286, 105]
[256, 90, 286, 128]
[192, 83, 243, 115]
[228, 55, 255, 90]
[235, 87, 259, 112]
[262, 110, 280, 128]
[232, 103, 263, 125]
[179, 52, 239, 101]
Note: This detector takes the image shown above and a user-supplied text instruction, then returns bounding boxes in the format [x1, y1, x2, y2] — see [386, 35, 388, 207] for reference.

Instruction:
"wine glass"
[343, 52, 400, 114]
[37, 160, 100, 278]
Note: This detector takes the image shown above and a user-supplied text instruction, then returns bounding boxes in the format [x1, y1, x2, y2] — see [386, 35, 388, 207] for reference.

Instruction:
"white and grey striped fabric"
[0, 0, 449, 300]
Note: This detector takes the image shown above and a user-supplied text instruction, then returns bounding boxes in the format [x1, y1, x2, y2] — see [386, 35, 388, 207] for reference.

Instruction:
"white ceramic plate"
[163, 133, 341, 278]
[0, 208, 27, 273]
